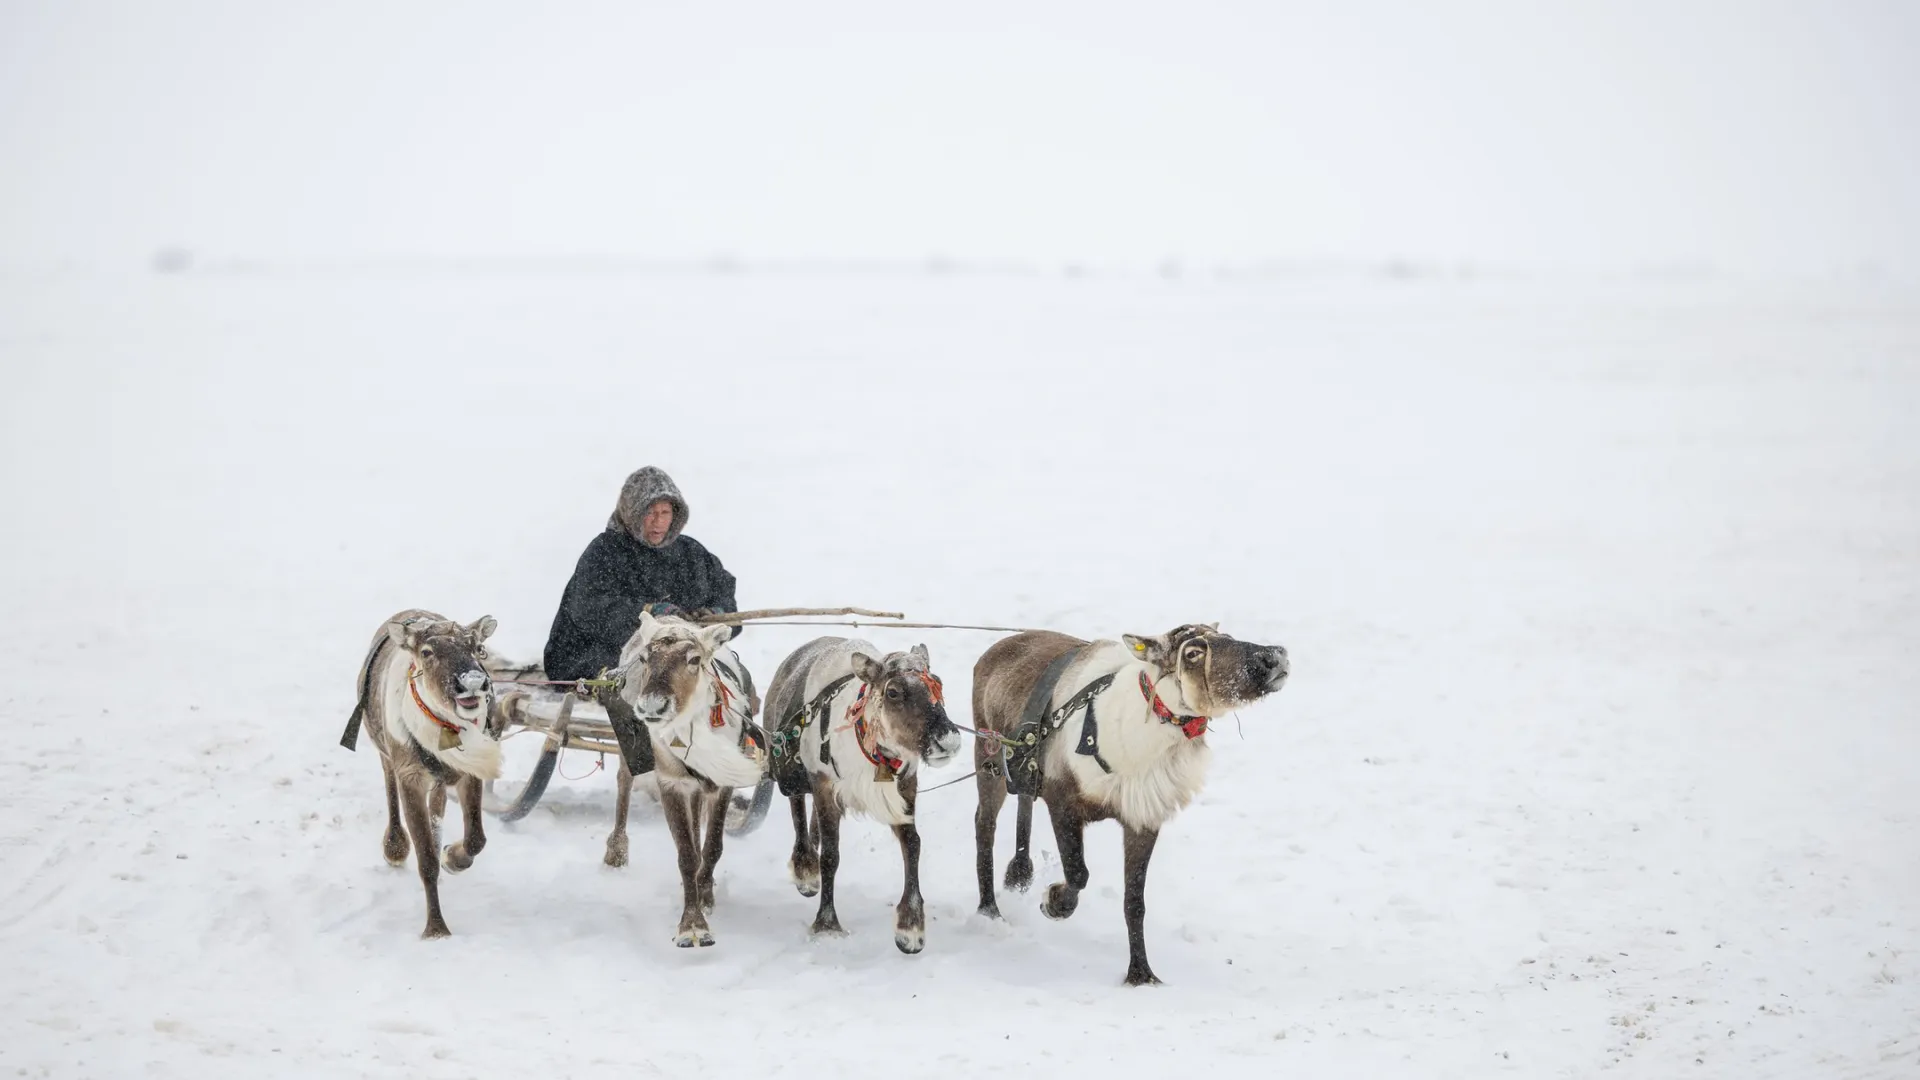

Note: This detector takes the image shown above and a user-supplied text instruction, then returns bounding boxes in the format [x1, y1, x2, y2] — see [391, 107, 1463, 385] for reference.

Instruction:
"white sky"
[2, 0, 1916, 271]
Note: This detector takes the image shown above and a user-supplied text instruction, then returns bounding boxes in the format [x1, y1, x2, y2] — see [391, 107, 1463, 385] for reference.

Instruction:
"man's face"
[641, 499, 675, 545]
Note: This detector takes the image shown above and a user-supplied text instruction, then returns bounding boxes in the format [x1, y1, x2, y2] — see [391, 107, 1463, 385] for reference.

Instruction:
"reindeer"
[340, 609, 503, 939]
[971, 624, 1288, 984]
[601, 632, 761, 870]
[764, 638, 963, 953]
[607, 611, 767, 947]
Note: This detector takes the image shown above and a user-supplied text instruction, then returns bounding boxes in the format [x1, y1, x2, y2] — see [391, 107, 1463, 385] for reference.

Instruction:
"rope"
[720, 619, 1044, 633]
[918, 769, 979, 794]
[912, 722, 1011, 796]
[559, 752, 606, 782]
[492, 677, 621, 694]
[949, 721, 1007, 749]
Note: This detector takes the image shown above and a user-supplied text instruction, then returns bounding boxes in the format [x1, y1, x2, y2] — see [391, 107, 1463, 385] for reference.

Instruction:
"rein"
[492, 676, 621, 695]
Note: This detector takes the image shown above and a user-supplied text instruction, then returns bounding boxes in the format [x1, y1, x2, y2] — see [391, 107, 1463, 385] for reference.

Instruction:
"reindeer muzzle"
[1251, 646, 1289, 691]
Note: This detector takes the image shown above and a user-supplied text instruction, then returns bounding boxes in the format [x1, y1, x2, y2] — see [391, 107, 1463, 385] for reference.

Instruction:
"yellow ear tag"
[1133, 642, 1147, 654]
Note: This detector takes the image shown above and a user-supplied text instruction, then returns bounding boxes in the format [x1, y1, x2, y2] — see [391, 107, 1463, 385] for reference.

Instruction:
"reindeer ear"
[386, 620, 422, 651]
[1122, 633, 1171, 668]
[465, 615, 498, 644]
[636, 610, 658, 639]
[850, 652, 886, 685]
[695, 622, 733, 654]
[910, 643, 930, 665]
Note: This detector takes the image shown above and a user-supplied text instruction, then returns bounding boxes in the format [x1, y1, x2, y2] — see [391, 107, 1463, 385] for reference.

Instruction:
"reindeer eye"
[420, 646, 435, 659]
[885, 686, 903, 701]
[1183, 647, 1204, 664]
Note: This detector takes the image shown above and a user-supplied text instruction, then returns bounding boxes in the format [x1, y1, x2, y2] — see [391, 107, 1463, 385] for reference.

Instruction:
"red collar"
[855, 715, 905, 775]
[846, 686, 905, 774]
[1139, 671, 1208, 739]
[407, 664, 463, 734]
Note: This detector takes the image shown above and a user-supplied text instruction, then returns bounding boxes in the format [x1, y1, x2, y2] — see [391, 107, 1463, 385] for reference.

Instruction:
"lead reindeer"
[608, 611, 767, 947]
[340, 609, 504, 938]
[972, 623, 1288, 984]
[764, 638, 963, 953]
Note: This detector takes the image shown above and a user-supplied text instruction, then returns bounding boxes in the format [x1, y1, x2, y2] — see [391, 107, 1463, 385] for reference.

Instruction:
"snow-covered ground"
[1, 265, 1915, 1078]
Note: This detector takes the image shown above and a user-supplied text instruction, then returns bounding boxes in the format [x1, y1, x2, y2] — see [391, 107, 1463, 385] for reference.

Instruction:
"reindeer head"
[850, 644, 963, 771]
[1122, 623, 1287, 717]
[385, 615, 498, 727]
[620, 611, 737, 724]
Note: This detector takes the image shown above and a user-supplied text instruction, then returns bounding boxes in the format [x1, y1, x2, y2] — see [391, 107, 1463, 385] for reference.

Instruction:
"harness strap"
[1003, 647, 1116, 795]
[1073, 692, 1115, 774]
[708, 663, 735, 729]
[790, 674, 858, 778]
[339, 637, 383, 751]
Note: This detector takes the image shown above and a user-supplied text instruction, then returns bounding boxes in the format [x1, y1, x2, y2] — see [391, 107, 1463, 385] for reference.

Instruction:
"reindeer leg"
[695, 787, 729, 914]
[1041, 800, 1090, 921]
[399, 777, 451, 938]
[973, 764, 1007, 918]
[1005, 794, 1036, 892]
[604, 758, 633, 868]
[893, 808, 925, 954]
[787, 793, 820, 897]
[380, 754, 408, 867]
[1120, 825, 1163, 986]
[429, 781, 448, 824]
[810, 794, 846, 936]
[442, 773, 486, 872]
[662, 786, 712, 947]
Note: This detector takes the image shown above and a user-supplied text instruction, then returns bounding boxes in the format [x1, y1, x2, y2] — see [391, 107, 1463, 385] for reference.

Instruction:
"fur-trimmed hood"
[607, 466, 689, 548]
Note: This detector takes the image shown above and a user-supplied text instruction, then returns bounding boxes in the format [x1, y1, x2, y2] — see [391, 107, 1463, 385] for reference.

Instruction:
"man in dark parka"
[543, 466, 740, 682]
[543, 467, 743, 777]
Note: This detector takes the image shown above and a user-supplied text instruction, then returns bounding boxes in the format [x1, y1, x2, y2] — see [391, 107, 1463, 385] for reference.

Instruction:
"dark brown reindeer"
[340, 609, 503, 938]
[764, 638, 963, 953]
[972, 623, 1288, 984]
[609, 611, 767, 947]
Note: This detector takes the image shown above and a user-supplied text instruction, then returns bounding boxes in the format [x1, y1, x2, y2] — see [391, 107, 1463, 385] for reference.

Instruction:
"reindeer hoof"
[422, 921, 451, 940]
[976, 902, 1004, 921]
[674, 928, 715, 948]
[383, 833, 409, 866]
[1042, 883, 1078, 921]
[1003, 855, 1034, 892]
[894, 927, 925, 954]
[810, 917, 847, 938]
[441, 845, 472, 873]
[788, 859, 821, 898]
[1124, 966, 1163, 987]
[603, 840, 628, 868]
